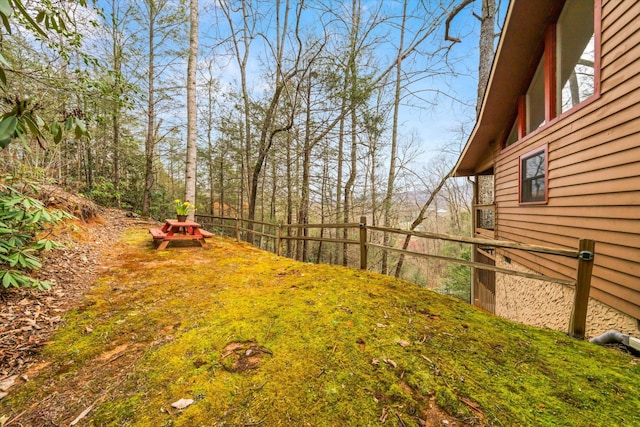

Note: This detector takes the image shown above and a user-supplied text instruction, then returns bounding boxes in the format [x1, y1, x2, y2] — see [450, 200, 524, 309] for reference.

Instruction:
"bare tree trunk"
[343, 97, 358, 267]
[246, 0, 301, 245]
[382, 0, 407, 274]
[336, 89, 346, 265]
[108, 0, 129, 209]
[446, 0, 497, 117]
[219, 153, 225, 216]
[112, 56, 121, 207]
[184, 0, 198, 220]
[569, 72, 580, 107]
[316, 145, 329, 264]
[203, 61, 216, 215]
[286, 132, 293, 257]
[297, 72, 313, 262]
[369, 145, 377, 227]
[219, 0, 252, 219]
[394, 167, 454, 278]
[270, 150, 277, 221]
[342, 0, 359, 267]
[477, 0, 496, 116]
[142, 4, 156, 217]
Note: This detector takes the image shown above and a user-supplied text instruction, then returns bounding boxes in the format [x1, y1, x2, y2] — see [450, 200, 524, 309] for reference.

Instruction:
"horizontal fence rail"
[196, 213, 595, 339]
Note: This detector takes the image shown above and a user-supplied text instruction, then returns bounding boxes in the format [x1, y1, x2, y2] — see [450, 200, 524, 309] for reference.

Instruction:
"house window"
[526, 59, 546, 133]
[504, 0, 598, 148]
[504, 119, 518, 147]
[556, 0, 595, 114]
[520, 147, 547, 203]
[476, 172, 495, 231]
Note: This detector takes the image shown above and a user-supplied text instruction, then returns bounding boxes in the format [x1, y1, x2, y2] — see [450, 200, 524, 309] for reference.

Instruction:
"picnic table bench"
[149, 219, 213, 250]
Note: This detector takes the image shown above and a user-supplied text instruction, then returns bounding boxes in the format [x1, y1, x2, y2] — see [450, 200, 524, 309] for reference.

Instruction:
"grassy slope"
[2, 228, 639, 426]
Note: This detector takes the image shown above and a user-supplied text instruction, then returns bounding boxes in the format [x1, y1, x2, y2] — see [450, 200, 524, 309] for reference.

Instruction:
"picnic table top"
[165, 219, 201, 227]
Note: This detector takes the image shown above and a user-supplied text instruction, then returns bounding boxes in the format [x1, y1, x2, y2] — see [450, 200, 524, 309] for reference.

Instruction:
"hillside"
[0, 222, 639, 426]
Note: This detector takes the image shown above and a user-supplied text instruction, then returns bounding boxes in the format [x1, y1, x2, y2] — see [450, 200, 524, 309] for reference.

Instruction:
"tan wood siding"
[500, 205, 640, 220]
[500, 214, 640, 236]
[601, 2, 640, 68]
[492, 0, 640, 320]
[601, 0, 630, 23]
[553, 134, 640, 170]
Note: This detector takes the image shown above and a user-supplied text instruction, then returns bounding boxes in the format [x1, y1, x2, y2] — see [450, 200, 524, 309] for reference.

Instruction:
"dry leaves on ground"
[0, 208, 150, 397]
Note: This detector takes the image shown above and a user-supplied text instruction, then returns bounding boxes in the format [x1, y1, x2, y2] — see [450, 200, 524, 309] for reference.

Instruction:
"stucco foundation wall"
[494, 256, 639, 338]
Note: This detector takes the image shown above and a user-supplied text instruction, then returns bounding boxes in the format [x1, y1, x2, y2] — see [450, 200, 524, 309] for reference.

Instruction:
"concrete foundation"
[494, 256, 639, 338]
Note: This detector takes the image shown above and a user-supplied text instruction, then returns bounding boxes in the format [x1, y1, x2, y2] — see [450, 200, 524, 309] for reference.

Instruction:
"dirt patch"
[0, 207, 154, 396]
[32, 184, 101, 222]
[220, 341, 273, 372]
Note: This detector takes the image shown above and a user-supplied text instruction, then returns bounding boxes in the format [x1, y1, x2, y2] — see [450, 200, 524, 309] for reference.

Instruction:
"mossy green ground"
[1, 228, 639, 426]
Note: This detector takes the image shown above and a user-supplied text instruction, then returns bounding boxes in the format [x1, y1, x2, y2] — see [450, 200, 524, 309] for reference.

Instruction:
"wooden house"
[453, 0, 640, 336]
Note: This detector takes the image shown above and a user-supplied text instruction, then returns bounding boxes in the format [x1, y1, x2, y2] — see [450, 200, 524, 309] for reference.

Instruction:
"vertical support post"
[235, 217, 241, 242]
[569, 239, 596, 339]
[276, 223, 282, 257]
[471, 175, 479, 307]
[359, 216, 367, 270]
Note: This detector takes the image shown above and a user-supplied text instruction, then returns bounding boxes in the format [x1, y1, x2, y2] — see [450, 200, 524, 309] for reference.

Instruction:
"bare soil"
[0, 208, 151, 395]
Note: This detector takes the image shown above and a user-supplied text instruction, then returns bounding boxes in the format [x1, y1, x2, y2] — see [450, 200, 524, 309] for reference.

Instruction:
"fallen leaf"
[371, 358, 380, 366]
[460, 396, 484, 416]
[376, 323, 387, 328]
[23, 318, 40, 329]
[398, 340, 410, 347]
[70, 405, 94, 426]
[379, 406, 389, 423]
[171, 398, 194, 409]
[384, 358, 397, 368]
[0, 376, 18, 392]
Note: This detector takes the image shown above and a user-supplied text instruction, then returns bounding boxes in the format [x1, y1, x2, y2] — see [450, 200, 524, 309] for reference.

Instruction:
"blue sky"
[93, 0, 507, 167]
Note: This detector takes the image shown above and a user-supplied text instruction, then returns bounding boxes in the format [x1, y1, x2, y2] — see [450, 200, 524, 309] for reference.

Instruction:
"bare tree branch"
[445, 0, 474, 44]
[394, 166, 454, 277]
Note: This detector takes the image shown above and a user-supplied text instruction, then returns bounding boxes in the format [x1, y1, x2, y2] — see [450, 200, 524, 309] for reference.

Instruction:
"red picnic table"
[149, 219, 213, 250]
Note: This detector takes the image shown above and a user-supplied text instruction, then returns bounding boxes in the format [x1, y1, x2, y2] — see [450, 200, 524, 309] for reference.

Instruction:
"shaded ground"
[0, 209, 149, 388]
[0, 221, 639, 426]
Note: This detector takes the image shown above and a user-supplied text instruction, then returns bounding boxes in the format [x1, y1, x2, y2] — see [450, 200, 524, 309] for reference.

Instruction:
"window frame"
[500, 0, 601, 151]
[519, 145, 549, 205]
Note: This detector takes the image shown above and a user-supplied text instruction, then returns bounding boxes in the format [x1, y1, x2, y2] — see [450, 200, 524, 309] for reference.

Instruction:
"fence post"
[235, 217, 241, 242]
[568, 239, 596, 339]
[359, 216, 367, 270]
[276, 223, 282, 257]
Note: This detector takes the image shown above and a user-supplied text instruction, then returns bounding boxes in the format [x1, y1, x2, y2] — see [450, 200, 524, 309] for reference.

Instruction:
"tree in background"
[446, 0, 498, 117]
[0, 0, 501, 296]
[136, 0, 187, 217]
[0, 0, 90, 152]
[440, 244, 471, 301]
[184, 0, 198, 220]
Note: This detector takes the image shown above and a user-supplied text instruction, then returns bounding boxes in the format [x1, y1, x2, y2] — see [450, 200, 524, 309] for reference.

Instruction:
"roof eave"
[453, 0, 559, 177]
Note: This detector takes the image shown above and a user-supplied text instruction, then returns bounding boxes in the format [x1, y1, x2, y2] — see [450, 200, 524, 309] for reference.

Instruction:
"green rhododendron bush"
[0, 176, 71, 290]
